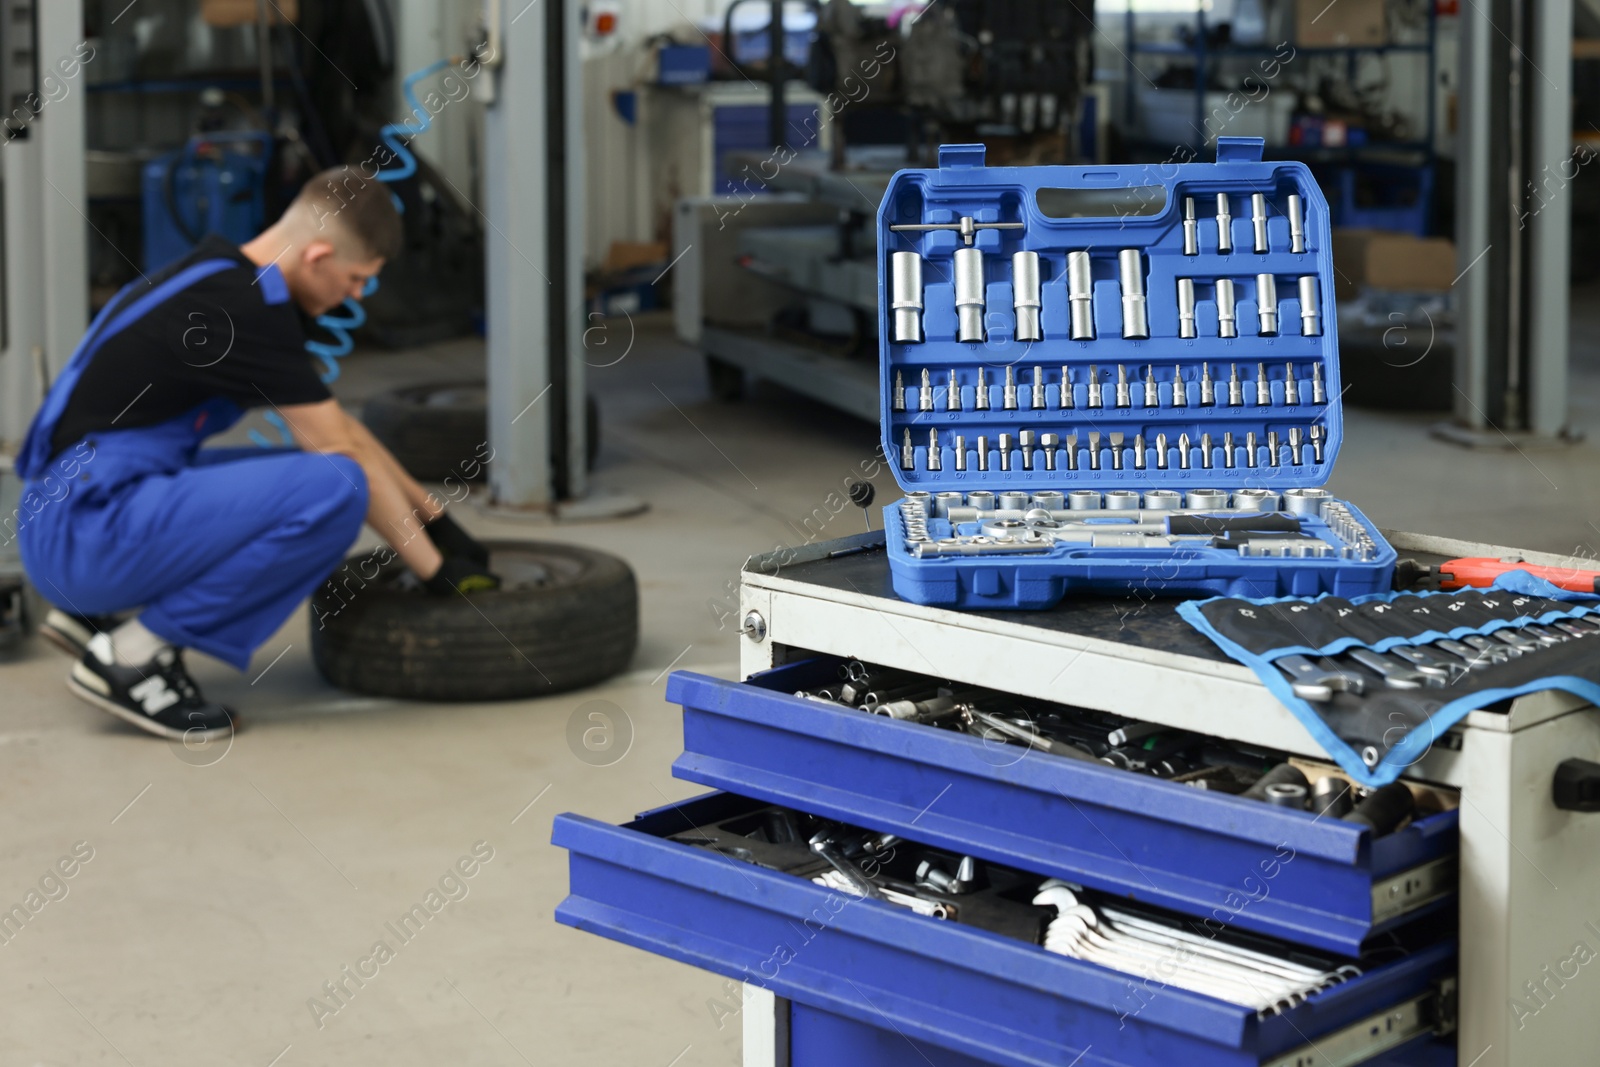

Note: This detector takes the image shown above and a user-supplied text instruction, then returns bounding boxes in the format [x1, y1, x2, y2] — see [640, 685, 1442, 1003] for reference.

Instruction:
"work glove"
[425, 512, 491, 567]
[424, 556, 502, 595]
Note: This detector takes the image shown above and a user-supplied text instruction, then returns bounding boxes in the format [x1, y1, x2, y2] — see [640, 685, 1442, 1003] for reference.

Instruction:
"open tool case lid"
[877, 138, 1343, 493]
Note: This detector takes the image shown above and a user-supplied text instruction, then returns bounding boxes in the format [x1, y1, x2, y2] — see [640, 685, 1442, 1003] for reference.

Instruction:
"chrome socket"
[1287, 193, 1306, 254]
[1019, 429, 1036, 471]
[997, 489, 1027, 510]
[1178, 277, 1197, 339]
[1033, 490, 1065, 510]
[1183, 196, 1199, 255]
[1251, 193, 1270, 254]
[967, 490, 994, 510]
[1068, 490, 1102, 511]
[1012, 251, 1043, 342]
[1118, 249, 1148, 339]
[1256, 273, 1279, 336]
[890, 252, 925, 343]
[1233, 488, 1279, 511]
[1215, 193, 1233, 254]
[933, 491, 963, 517]
[1187, 488, 1228, 509]
[1299, 275, 1321, 336]
[1216, 278, 1238, 338]
[1105, 489, 1140, 511]
[1145, 489, 1182, 510]
[1283, 487, 1330, 516]
[954, 247, 986, 343]
[1067, 251, 1095, 340]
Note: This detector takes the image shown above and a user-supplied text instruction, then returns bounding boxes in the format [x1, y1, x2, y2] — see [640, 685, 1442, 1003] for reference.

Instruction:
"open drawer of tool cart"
[666, 660, 1459, 956]
[554, 791, 1458, 1067]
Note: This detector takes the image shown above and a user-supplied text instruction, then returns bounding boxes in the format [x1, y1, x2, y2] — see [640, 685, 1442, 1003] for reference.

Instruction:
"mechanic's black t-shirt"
[49, 235, 331, 457]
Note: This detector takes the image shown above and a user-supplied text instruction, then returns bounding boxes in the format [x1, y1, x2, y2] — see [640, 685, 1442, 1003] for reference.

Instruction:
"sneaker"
[39, 609, 123, 659]
[67, 634, 236, 741]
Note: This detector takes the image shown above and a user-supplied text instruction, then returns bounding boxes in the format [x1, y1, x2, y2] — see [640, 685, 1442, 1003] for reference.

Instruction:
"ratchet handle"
[1168, 514, 1302, 536]
[1438, 557, 1600, 594]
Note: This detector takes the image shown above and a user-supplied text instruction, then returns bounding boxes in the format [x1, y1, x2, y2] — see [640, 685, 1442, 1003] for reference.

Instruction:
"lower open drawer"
[554, 791, 1457, 1067]
[668, 659, 1458, 955]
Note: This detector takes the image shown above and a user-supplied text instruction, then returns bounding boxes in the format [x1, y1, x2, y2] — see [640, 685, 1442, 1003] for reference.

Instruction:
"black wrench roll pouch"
[1176, 571, 1600, 787]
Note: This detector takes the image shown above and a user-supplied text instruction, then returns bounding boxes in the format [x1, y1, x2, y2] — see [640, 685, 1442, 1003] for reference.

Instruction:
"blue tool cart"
[556, 525, 1600, 1066]
[876, 139, 1395, 609]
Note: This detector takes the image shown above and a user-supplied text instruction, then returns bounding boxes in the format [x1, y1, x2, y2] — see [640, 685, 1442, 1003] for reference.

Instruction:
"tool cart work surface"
[741, 529, 1594, 774]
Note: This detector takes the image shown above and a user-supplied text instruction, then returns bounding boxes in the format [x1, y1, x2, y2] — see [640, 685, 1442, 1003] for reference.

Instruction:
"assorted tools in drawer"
[877, 139, 1394, 607]
[794, 658, 1449, 841]
[668, 801, 1373, 1016]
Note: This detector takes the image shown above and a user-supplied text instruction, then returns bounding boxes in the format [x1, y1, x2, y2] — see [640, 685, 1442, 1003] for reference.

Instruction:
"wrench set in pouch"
[1181, 577, 1600, 786]
[877, 139, 1396, 608]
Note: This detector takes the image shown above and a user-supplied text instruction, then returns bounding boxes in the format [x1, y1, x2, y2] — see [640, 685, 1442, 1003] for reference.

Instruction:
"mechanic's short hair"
[291, 166, 404, 261]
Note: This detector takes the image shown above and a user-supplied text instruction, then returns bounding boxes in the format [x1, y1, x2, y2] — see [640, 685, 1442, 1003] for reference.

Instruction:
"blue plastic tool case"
[878, 138, 1397, 609]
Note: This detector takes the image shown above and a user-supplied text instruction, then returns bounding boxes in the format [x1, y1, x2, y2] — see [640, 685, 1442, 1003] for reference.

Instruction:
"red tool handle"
[1438, 557, 1600, 594]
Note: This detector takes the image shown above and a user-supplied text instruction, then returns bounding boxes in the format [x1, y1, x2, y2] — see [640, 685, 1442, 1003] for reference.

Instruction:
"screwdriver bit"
[1246, 430, 1259, 468]
[1312, 364, 1326, 404]
[901, 428, 914, 470]
[1032, 366, 1046, 410]
[1065, 434, 1079, 471]
[1003, 366, 1018, 410]
[1088, 431, 1102, 471]
[920, 368, 934, 412]
[955, 434, 968, 471]
[1155, 432, 1169, 470]
[1144, 365, 1160, 408]
[1020, 429, 1036, 471]
[1224, 431, 1237, 469]
[1173, 365, 1188, 407]
[1256, 362, 1272, 407]
[1059, 365, 1074, 409]
[976, 434, 989, 471]
[1289, 427, 1304, 465]
[1134, 433, 1146, 470]
[1178, 432, 1192, 470]
[1200, 363, 1216, 405]
[975, 367, 990, 410]
[1284, 363, 1299, 405]
[1115, 364, 1131, 408]
[893, 370, 906, 411]
[1110, 431, 1124, 471]
[928, 429, 942, 470]
[947, 368, 961, 411]
[1087, 365, 1103, 409]
[1267, 430, 1281, 467]
[1310, 424, 1325, 463]
[998, 432, 1013, 471]
[1228, 363, 1244, 406]
[1200, 432, 1214, 469]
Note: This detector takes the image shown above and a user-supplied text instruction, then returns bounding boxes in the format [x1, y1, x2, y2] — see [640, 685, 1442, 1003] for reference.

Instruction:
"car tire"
[309, 540, 638, 702]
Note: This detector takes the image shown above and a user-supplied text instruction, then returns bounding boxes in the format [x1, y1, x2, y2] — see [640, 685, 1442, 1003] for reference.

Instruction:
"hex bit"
[1004, 366, 1018, 410]
[1059, 365, 1074, 409]
[1040, 432, 1059, 471]
[1020, 429, 1036, 471]
[1173, 365, 1189, 407]
[1031, 366, 1046, 410]
[976, 434, 989, 472]
[998, 432, 1013, 472]
[955, 434, 968, 471]
[975, 367, 990, 410]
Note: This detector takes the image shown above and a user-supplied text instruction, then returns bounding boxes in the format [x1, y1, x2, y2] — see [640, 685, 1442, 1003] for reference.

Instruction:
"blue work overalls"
[14, 258, 369, 670]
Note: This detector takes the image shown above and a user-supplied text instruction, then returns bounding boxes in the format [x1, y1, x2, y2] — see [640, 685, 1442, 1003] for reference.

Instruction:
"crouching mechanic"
[14, 167, 499, 741]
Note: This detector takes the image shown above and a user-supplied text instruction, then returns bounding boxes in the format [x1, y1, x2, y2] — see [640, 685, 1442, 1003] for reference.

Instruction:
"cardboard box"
[1331, 228, 1456, 298]
[1295, 0, 1385, 47]
[201, 0, 297, 28]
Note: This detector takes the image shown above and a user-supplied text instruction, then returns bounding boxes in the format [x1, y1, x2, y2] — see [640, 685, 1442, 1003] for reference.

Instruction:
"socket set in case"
[876, 138, 1396, 608]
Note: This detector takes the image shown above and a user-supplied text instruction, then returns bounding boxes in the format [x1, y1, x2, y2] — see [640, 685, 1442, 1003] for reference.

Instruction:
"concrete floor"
[3, 291, 1599, 1065]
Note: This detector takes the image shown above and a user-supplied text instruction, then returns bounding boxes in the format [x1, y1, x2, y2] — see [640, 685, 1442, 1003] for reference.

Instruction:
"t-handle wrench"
[1346, 648, 1443, 689]
[1276, 655, 1366, 701]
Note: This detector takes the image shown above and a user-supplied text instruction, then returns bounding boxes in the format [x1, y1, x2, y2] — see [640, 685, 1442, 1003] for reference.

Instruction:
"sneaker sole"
[66, 671, 234, 743]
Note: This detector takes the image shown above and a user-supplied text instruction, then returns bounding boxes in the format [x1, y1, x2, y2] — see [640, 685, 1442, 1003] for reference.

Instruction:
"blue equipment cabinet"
[877, 139, 1396, 609]
[142, 131, 272, 272]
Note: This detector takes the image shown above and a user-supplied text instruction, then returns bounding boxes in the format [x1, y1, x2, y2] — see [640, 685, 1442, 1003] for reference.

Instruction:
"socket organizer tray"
[877, 138, 1396, 609]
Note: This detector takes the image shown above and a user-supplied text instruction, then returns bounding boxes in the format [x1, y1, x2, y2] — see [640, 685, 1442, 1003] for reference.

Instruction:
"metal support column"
[483, 0, 587, 509]
[1445, 0, 1574, 444]
[0, 0, 86, 453]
